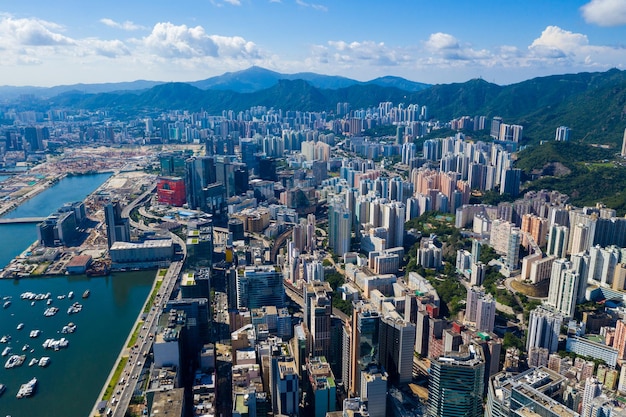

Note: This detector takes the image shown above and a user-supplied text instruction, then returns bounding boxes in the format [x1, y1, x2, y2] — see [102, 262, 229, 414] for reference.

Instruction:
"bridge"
[0, 217, 46, 224]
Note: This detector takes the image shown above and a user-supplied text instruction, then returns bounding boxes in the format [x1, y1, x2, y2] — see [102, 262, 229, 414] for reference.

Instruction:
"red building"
[157, 177, 186, 207]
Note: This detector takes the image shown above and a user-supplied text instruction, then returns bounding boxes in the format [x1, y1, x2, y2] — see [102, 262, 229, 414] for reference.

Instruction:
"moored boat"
[82, 289, 90, 299]
[16, 377, 37, 399]
[4, 354, 26, 369]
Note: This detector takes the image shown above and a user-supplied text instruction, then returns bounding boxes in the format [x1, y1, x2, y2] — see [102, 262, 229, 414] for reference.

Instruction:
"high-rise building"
[500, 168, 521, 197]
[271, 354, 299, 416]
[526, 306, 563, 353]
[185, 156, 215, 210]
[475, 293, 496, 333]
[360, 363, 388, 417]
[349, 301, 380, 396]
[428, 343, 485, 417]
[328, 200, 352, 255]
[305, 281, 332, 360]
[581, 377, 602, 417]
[546, 259, 579, 318]
[465, 287, 496, 332]
[547, 224, 569, 258]
[379, 312, 416, 385]
[237, 266, 285, 310]
[104, 201, 130, 248]
[305, 357, 336, 417]
[555, 126, 571, 142]
[505, 229, 521, 271]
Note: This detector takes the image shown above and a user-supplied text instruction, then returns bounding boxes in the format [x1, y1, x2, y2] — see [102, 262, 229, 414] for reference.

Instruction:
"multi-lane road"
[109, 258, 183, 417]
[91, 186, 186, 417]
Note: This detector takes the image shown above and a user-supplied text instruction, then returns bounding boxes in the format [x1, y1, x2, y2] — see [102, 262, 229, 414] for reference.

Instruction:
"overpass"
[0, 217, 46, 224]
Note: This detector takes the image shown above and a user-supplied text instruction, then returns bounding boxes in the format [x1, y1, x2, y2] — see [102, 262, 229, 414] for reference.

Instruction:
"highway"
[91, 185, 186, 417]
[110, 258, 183, 417]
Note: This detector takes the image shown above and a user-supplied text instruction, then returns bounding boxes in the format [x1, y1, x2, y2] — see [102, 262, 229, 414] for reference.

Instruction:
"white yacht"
[16, 377, 37, 399]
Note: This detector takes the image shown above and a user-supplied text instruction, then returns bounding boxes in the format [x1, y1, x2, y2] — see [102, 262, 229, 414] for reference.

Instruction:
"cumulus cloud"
[425, 33, 460, 51]
[581, 0, 626, 26]
[0, 16, 74, 46]
[141, 22, 260, 60]
[100, 18, 144, 31]
[529, 25, 588, 59]
[303, 24, 626, 80]
[142, 22, 219, 58]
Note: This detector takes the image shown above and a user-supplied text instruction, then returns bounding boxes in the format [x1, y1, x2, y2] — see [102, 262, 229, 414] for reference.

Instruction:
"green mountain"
[39, 67, 626, 148]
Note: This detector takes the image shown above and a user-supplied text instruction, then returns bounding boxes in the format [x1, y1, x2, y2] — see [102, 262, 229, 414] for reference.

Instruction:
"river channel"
[0, 173, 156, 417]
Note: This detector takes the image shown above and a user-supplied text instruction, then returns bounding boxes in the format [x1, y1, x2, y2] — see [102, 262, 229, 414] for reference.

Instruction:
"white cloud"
[223, 0, 242, 5]
[142, 22, 219, 58]
[529, 25, 588, 59]
[581, 0, 626, 26]
[0, 16, 74, 46]
[302, 25, 626, 81]
[82, 39, 131, 58]
[425, 32, 460, 51]
[100, 18, 144, 31]
[296, 0, 328, 12]
[140, 22, 261, 60]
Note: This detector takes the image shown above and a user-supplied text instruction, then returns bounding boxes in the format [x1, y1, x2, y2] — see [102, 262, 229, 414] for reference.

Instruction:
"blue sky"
[1, 0, 626, 87]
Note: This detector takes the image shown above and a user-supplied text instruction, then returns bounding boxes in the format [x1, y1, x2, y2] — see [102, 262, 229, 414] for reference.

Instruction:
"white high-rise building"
[570, 223, 591, 255]
[547, 224, 569, 258]
[555, 126, 571, 142]
[581, 377, 602, 417]
[526, 307, 562, 353]
[546, 259, 579, 318]
[476, 293, 496, 333]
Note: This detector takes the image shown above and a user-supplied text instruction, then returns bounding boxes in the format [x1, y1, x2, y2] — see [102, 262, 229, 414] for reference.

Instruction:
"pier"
[0, 217, 46, 224]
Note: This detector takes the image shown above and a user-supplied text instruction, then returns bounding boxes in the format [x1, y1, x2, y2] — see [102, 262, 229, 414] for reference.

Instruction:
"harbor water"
[0, 172, 111, 269]
[0, 271, 155, 417]
[0, 173, 156, 416]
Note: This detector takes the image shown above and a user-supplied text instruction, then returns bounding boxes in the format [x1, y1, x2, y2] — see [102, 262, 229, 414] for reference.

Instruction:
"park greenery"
[325, 269, 353, 316]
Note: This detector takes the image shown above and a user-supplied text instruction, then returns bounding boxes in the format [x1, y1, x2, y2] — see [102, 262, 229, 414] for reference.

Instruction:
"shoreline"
[0, 173, 65, 218]
[0, 171, 118, 277]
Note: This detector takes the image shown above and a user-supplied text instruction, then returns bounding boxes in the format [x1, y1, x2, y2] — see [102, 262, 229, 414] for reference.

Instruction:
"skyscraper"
[379, 312, 416, 385]
[526, 306, 563, 353]
[547, 224, 569, 258]
[360, 363, 388, 417]
[236, 266, 285, 310]
[428, 343, 485, 417]
[328, 200, 351, 255]
[349, 301, 380, 397]
[555, 126, 571, 142]
[581, 377, 602, 417]
[305, 281, 332, 360]
[104, 201, 130, 248]
[546, 259, 579, 318]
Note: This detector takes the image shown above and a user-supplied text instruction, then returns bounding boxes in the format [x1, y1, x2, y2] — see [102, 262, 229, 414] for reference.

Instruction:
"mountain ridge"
[0, 66, 431, 99]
